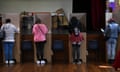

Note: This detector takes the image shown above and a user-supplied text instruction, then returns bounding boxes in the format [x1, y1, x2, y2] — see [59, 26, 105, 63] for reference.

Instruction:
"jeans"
[3, 42, 14, 61]
[106, 38, 117, 60]
[72, 44, 80, 61]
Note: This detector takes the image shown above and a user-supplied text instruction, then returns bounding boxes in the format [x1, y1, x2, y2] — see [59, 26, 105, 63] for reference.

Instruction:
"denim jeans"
[3, 42, 14, 61]
[72, 44, 80, 61]
[106, 38, 117, 60]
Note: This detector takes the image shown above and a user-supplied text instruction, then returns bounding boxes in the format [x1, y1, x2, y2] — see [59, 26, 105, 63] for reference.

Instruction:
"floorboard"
[0, 63, 119, 72]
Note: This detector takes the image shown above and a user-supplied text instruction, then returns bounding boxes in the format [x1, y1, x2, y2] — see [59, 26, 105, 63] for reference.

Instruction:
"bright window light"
[109, 0, 115, 2]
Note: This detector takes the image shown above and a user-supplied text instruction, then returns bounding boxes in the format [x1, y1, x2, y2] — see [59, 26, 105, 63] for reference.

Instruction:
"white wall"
[0, 0, 72, 16]
[105, 13, 112, 25]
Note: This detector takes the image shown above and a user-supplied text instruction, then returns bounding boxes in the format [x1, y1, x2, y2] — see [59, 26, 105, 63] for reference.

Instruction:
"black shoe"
[78, 59, 83, 62]
[108, 59, 114, 64]
[39, 59, 47, 64]
[72, 59, 77, 64]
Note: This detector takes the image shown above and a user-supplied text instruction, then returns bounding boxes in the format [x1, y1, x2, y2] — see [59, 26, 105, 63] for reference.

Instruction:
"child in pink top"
[32, 19, 48, 64]
[68, 17, 84, 64]
[69, 27, 84, 64]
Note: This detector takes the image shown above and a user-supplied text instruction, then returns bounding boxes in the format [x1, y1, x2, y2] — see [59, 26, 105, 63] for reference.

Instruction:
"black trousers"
[35, 41, 46, 60]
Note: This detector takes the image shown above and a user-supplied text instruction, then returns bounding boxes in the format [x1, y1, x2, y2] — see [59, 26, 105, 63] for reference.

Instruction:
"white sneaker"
[36, 60, 40, 64]
[41, 60, 45, 64]
[5, 60, 8, 64]
[77, 61, 81, 64]
[9, 60, 15, 64]
[40, 60, 45, 66]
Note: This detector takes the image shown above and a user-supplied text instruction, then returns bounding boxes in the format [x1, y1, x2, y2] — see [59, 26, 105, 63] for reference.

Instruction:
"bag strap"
[37, 25, 44, 34]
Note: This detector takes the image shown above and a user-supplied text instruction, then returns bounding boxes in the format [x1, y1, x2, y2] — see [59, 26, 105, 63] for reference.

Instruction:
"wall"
[0, 0, 72, 18]
[105, 13, 112, 25]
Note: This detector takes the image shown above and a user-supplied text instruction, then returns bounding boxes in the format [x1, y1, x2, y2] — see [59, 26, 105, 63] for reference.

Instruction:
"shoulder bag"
[0, 27, 5, 40]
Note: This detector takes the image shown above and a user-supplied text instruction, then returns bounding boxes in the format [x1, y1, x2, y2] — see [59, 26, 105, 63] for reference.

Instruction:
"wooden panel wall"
[87, 33, 106, 63]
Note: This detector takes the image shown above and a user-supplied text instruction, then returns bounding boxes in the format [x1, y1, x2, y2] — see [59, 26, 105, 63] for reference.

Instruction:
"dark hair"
[108, 18, 115, 23]
[35, 19, 41, 24]
[69, 16, 81, 34]
[70, 16, 78, 24]
[5, 19, 11, 23]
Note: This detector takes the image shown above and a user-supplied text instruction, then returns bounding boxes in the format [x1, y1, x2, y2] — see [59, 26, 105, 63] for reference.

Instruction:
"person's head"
[35, 19, 41, 24]
[5, 18, 11, 23]
[108, 18, 115, 23]
[70, 16, 78, 24]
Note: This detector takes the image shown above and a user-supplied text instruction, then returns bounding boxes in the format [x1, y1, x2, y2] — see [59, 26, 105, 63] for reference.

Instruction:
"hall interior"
[0, 0, 120, 69]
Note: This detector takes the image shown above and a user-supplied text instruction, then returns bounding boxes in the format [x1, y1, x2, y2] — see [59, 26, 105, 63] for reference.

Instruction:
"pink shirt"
[32, 24, 48, 42]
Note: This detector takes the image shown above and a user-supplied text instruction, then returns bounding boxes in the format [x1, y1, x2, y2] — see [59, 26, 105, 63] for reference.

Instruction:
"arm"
[103, 24, 111, 36]
[13, 25, 19, 33]
[101, 28, 105, 36]
[32, 25, 36, 34]
[42, 24, 48, 34]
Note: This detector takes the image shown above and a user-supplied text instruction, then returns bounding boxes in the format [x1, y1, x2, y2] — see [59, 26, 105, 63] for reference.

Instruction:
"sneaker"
[36, 60, 40, 64]
[41, 60, 45, 64]
[77, 61, 81, 64]
[5, 60, 8, 64]
[9, 60, 15, 64]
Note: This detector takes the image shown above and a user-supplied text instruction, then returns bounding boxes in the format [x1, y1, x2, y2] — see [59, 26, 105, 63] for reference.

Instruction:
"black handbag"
[0, 27, 5, 40]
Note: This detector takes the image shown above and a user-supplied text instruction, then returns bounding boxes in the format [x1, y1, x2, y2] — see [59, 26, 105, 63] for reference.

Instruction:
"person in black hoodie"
[68, 16, 84, 64]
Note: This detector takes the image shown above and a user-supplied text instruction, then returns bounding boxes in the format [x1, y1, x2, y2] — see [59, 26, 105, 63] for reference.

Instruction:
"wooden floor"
[0, 63, 119, 72]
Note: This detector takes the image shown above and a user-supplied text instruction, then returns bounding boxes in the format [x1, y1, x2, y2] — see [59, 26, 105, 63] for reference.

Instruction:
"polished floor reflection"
[0, 63, 119, 72]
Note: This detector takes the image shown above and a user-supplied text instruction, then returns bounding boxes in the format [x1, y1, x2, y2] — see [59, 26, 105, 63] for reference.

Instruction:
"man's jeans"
[3, 42, 14, 60]
[106, 38, 117, 60]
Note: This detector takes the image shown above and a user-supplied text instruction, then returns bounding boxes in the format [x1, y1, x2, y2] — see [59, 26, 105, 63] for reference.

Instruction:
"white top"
[1, 23, 19, 42]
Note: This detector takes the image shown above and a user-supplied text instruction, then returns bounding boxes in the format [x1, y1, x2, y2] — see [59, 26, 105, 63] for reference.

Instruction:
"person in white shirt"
[1, 19, 19, 64]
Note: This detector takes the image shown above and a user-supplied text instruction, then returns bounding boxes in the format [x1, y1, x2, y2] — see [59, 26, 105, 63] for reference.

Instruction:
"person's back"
[2, 23, 18, 41]
[33, 24, 48, 42]
[32, 18, 48, 64]
[105, 18, 120, 64]
[0, 18, 18, 64]
[109, 23, 119, 38]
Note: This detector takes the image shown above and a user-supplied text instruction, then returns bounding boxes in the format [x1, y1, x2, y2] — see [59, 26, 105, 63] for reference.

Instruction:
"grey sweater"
[1, 23, 19, 42]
